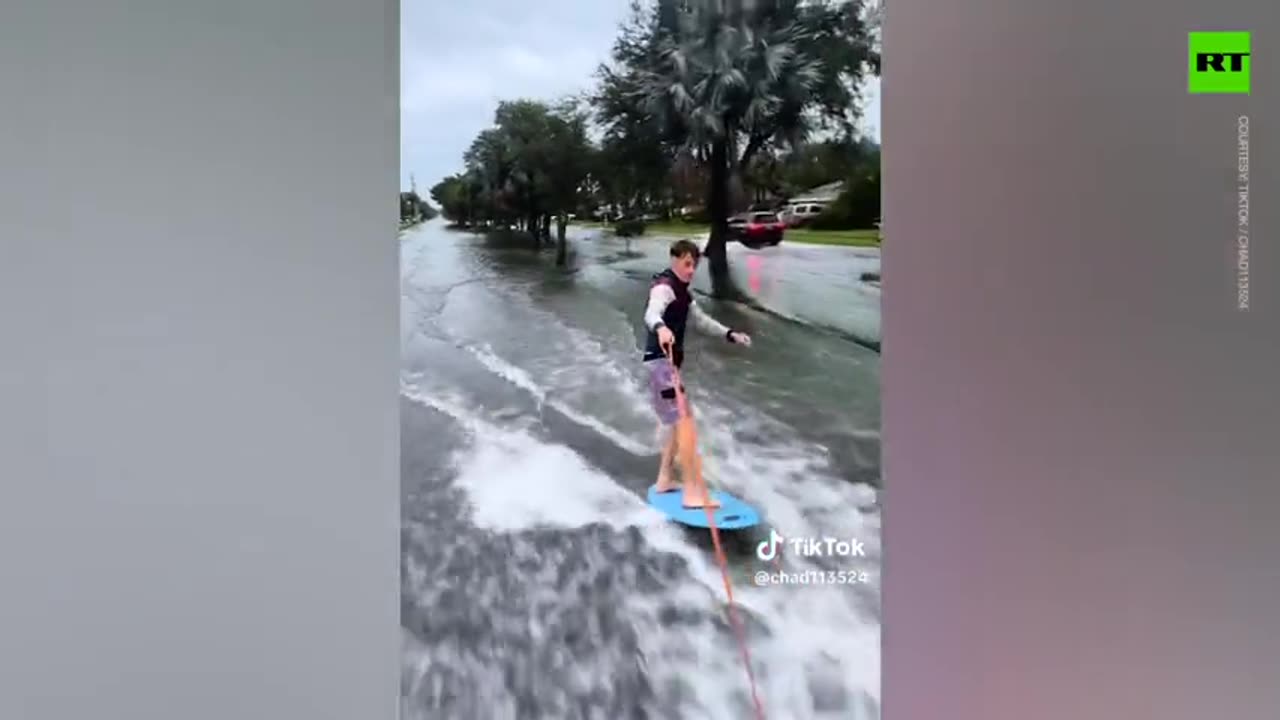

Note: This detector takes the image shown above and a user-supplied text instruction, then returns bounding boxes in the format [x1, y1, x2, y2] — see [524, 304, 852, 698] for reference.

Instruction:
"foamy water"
[401, 358, 880, 717]
[465, 343, 655, 458]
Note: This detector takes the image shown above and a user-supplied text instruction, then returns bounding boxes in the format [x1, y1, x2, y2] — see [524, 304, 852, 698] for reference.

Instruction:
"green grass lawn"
[785, 228, 880, 247]
[571, 220, 880, 248]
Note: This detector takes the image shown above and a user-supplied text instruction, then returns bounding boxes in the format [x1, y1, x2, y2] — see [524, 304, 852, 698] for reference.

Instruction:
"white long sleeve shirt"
[643, 283, 731, 338]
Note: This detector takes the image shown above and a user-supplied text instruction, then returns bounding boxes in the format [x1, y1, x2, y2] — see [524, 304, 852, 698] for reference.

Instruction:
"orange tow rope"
[663, 345, 766, 720]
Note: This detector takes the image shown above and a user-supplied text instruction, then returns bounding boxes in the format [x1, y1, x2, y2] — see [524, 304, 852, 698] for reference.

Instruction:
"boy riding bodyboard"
[642, 240, 751, 509]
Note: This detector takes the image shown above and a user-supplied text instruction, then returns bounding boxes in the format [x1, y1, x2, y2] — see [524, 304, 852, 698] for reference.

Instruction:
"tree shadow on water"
[473, 229, 589, 282]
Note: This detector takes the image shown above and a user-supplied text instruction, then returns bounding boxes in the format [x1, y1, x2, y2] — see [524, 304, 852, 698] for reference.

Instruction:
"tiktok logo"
[756, 529, 785, 560]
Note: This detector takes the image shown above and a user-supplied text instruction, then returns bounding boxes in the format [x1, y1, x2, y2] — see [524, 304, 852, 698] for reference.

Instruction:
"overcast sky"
[400, 0, 880, 192]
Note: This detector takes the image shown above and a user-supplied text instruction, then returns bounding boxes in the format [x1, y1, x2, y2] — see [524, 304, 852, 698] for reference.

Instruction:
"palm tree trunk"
[704, 137, 738, 299]
[555, 213, 569, 266]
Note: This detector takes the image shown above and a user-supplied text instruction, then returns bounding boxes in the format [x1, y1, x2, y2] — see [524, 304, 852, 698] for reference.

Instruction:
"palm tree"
[636, 0, 822, 299]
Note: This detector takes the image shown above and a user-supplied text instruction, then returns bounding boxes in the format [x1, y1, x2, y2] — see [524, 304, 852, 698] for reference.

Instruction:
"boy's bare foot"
[654, 473, 680, 493]
[681, 490, 721, 509]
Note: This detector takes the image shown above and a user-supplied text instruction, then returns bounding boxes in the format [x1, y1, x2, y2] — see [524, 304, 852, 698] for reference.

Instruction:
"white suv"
[782, 203, 827, 226]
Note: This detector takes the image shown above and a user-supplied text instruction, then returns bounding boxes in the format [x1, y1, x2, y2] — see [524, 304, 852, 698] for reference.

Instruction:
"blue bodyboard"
[646, 485, 761, 530]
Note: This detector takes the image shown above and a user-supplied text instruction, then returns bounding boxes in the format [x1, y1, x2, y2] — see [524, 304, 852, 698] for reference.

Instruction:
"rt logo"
[1189, 31, 1251, 94]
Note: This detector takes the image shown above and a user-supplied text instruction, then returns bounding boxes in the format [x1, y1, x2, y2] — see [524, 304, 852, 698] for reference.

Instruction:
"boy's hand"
[729, 331, 752, 347]
[657, 325, 675, 350]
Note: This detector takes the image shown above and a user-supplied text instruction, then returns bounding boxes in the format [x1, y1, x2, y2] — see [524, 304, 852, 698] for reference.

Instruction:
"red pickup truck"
[728, 212, 785, 248]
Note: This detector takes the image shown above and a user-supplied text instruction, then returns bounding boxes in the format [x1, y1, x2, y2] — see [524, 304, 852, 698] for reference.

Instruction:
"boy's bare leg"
[654, 424, 680, 492]
[681, 453, 721, 509]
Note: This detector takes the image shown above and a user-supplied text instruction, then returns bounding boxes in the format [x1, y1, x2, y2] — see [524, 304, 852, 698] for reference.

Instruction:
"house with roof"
[779, 180, 845, 225]
[787, 180, 845, 205]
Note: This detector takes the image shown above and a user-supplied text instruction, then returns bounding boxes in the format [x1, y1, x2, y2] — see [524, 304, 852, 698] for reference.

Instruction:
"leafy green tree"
[463, 126, 518, 229]
[542, 100, 595, 265]
[440, 99, 594, 263]
[778, 136, 873, 195]
[807, 162, 879, 229]
[613, 0, 880, 298]
[592, 3, 681, 219]
[429, 174, 482, 227]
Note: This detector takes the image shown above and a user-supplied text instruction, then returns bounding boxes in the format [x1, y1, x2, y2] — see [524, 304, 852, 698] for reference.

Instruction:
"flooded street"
[400, 220, 882, 719]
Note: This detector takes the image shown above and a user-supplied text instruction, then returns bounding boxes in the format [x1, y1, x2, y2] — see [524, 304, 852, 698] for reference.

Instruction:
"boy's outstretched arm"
[691, 299, 752, 346]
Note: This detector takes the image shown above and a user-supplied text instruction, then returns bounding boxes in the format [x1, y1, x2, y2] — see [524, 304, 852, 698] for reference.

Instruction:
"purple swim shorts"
[646, 359, 687, 426]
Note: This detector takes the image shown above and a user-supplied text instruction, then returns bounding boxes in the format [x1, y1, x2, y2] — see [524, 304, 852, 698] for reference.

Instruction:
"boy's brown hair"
[669, 239, 701, 261]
